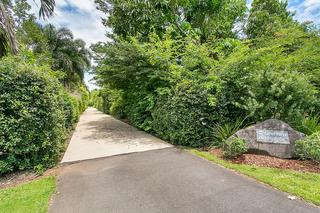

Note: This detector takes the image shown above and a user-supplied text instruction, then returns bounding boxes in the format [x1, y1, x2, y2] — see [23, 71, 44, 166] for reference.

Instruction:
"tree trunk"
[0, 1, 18, 57]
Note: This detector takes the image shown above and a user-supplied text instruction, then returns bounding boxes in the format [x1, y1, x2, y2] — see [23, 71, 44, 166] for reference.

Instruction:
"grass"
[189, 149, 320, 206]
[0, 176, 56, 213]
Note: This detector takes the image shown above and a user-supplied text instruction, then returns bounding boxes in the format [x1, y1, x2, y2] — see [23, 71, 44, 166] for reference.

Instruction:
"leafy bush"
[63, 93, 80, 129]
[218, 31, 319, 124]
[120, 91, 156, 131]
[89, 89, 103, 110]
[109, 94, 126, 118]
[0, 56, 66, 174]
[223, 138, 248, 159]
[78, 85, 90, 113]
[293, 115, 320, 136]
[295, 132, 320, 164]
[152, 80, 218, 147]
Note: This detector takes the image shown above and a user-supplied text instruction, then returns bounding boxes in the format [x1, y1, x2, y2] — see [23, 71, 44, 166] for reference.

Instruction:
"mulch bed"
[210, 148, 320, 173]
[0, 166, 62, 190]
[0, 171, 38, 190]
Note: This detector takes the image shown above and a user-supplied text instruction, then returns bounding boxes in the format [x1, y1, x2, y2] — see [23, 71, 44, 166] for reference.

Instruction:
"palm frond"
[0, 1, 18, 56]
[39, 0, 56, 19]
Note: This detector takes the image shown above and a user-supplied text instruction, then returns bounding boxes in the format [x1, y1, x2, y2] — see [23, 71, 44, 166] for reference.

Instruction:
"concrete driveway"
[61, 107, 171, 163]
[51, 108, 319, 213]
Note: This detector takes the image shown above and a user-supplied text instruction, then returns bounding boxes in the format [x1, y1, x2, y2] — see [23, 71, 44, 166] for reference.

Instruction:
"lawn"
[0, 176, 56, 213]
[190, 149, 320, 206]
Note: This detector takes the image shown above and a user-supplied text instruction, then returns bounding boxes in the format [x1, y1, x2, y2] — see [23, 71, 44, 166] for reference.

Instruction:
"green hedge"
[0, 56, 81, 174]
[62, 93, 80, 129]
[152, 81, 217, 147]
[78, 85, 89, 113]
[295, 131, 320, 164]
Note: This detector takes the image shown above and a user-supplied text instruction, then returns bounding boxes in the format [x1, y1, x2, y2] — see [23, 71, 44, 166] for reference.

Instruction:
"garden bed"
[210, 148, 320, 173]
[0, 167, 62, 190]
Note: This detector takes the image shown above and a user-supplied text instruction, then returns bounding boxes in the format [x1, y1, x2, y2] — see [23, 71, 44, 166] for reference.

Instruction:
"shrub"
[122, 90, 156, 131]
[295, 132, 320, 164]
[89, 90, 103, 111]
[92, 28, 320, 150]
[293, 115, 320, 136]
[217, 30, 320, 124]
[100, 88, 122, 115]
[152, 81, 217, 147]
[62, 93, 80, 129]
[223, 137, 248, 159]
[212, 118, 246, 148]
[109, 94, 126, 118]
[0, 56, 66, 174]
[78, 86, 90, 113]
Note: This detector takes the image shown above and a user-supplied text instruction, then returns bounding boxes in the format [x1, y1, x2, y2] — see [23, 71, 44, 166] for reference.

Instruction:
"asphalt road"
[50, 148, 319, 213]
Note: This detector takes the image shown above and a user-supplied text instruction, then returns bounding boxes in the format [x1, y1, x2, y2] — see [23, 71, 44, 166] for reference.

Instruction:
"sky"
[27, 0, 320, 91]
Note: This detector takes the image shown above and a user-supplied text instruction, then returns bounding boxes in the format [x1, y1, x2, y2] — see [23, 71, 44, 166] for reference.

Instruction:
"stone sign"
[229, 119, 305, 158]
[256, 130, 290, 144]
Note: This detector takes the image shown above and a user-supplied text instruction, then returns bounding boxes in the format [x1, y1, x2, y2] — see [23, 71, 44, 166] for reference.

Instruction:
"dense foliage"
[245, 0, 293, 38]
[43, 25, 91, 87]
[0, 55, 58, 174]
[217, 27, 320, 124]
[0, 1, 90, 175]
[295, 132, 320, 164]
[0, 52, 89, 175]
[95, 0, 246, 41]
[0, 0, 55, 56]
[92, 0, 320, 150]
[152, 80, 217, 147]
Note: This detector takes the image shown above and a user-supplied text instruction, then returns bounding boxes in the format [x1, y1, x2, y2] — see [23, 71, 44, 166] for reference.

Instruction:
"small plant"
[223, 137, 248, 159]
[212, 118, 246, 148]
[295, 131, 320, 164]
[296, 115, 320, 136]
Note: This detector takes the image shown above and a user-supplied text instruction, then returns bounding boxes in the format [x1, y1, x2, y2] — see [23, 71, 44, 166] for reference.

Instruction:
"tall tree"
[245, 0, 293, 38]
[0, 0, 17, 56]
[95, 0, 246, 41]
[43, 25, 91, 87]
[185, 0, 246, 40]
[0, 0, 55, 56]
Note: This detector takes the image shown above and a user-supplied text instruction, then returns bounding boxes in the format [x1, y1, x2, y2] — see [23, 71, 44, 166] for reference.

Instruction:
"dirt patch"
[210, 148, 320, 173]
[0, 166, 63, 190]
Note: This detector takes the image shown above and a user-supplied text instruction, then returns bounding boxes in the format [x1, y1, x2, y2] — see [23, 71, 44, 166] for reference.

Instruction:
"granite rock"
[230, 119, 305, 158]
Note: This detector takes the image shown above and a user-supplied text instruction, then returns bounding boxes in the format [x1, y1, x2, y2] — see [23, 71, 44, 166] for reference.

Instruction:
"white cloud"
[27, 0, 109, 46]
[288, 0, 320, 25]
[27, 0, 109, 90]
[246, 0, 320, 25]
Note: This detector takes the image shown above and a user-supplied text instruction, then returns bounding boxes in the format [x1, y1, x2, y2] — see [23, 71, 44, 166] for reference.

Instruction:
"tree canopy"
[0, 0, 55, 56]
[92, 0, 320, 147]
[246, 0, 294, 38]
[95, 0, 246, 41]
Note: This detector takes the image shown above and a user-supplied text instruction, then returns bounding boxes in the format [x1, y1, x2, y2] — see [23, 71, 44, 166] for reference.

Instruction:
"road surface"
[50, 108, 319, 213]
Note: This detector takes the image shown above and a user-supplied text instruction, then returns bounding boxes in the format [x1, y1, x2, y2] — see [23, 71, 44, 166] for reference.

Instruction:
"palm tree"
[0, 0, 55, 56]
[0, 1, 16, 56]
[43, 25, 91, 87]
